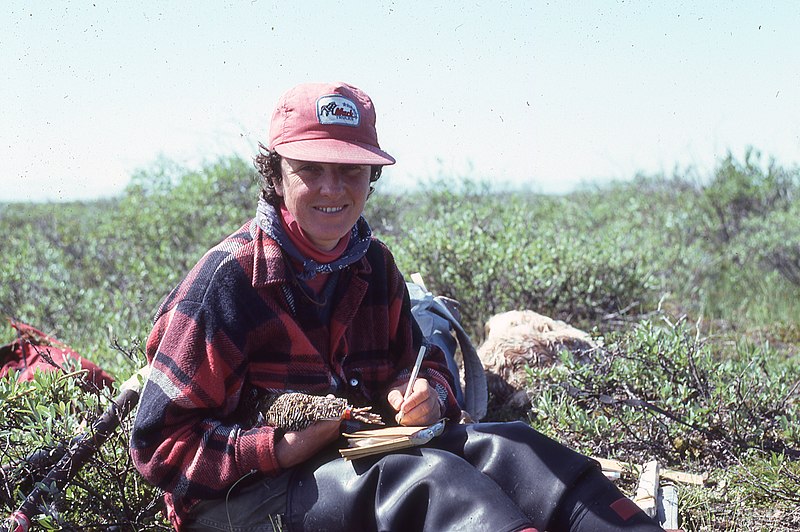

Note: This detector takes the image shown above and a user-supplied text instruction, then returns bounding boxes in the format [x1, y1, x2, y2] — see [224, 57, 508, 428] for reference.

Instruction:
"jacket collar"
[254, 199, 373, 282]
[249, 218, 373, 289]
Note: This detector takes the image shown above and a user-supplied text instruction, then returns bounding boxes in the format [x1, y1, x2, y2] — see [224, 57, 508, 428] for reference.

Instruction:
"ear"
[274, 158, 289, 197]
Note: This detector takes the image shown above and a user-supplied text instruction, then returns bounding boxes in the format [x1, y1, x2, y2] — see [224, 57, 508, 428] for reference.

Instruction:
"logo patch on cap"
[316, 95, 360, 127]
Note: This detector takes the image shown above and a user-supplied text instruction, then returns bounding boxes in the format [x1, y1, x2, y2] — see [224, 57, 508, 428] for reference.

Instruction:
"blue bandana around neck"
[255, 198, 373, 281]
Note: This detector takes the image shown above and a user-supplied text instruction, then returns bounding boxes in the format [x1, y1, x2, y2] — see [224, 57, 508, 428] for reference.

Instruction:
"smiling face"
[275, 157, 373, 251]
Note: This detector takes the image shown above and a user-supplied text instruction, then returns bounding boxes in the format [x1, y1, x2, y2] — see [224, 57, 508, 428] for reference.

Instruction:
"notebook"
[339, 419, 447, 460]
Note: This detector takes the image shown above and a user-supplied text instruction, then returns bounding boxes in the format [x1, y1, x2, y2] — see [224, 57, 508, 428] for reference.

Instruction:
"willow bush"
[0, 150, 798, 529]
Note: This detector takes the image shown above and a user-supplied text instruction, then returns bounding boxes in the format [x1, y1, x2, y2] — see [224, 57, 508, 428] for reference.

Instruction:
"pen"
[398, 345, 427, 423]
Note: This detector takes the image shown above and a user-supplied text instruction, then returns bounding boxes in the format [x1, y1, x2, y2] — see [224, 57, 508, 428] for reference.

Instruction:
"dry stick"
[4, 369, 146, 531]
[593, 457, 707, 486]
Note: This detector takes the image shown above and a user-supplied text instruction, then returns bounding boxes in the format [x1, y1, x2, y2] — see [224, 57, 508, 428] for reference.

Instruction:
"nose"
[318, 165, 344, 195]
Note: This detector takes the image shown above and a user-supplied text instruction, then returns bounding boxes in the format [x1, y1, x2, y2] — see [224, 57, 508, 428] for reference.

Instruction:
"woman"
[131, 82, 663, 531]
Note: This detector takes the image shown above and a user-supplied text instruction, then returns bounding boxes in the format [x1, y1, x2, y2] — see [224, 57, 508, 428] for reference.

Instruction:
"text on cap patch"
[316, 95, 360, 127]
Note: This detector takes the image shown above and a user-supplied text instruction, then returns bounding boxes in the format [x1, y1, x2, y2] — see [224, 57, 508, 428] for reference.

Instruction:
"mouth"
[315, 206, 346, 214]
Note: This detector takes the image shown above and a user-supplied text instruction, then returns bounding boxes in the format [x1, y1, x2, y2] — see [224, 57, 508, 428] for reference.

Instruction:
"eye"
[297, 163, 321, 175]
[341, 165, 368, 176]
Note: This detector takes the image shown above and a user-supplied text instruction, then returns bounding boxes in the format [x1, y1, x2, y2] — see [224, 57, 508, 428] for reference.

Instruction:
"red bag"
[0, 319, 115, 390]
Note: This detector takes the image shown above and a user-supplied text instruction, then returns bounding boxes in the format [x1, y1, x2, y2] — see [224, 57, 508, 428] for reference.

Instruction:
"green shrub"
[520, 313, 800, 528]
[696, 148, 799, 246]
[730, 201, 800, 287]
[380, 183, 656, 339]
[1, 150, 799, 530]
[0, 364, 169, 530]
[527, 316, 800, 464]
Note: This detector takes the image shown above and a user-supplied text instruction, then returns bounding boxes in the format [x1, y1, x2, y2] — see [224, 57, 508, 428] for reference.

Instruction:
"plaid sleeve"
[130, 280, 282, 501]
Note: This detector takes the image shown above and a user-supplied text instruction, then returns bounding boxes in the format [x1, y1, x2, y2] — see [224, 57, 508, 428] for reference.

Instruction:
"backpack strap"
[428, 297, 488, 421]
[406, 280, 487, 421]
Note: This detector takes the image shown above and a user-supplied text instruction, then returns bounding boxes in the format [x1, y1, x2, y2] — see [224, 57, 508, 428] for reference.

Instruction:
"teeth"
[318, 206, 344, 213]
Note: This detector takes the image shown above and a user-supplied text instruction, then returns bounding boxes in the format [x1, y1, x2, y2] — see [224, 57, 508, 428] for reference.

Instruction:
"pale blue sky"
[2, 1, 799, 202]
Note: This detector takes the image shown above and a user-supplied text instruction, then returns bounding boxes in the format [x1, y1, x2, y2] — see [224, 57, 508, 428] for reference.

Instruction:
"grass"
[0, 149, 798, 530]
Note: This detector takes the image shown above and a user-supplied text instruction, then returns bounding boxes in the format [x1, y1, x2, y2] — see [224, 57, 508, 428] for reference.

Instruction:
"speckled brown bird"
[260, 392, 384, 432]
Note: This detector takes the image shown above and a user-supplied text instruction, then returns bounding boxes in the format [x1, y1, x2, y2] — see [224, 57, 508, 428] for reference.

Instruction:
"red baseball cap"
[268, 82, 396, 166]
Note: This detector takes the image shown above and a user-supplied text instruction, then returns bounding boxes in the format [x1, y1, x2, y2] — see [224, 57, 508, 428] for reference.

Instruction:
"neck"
[280, 204, 350, 261]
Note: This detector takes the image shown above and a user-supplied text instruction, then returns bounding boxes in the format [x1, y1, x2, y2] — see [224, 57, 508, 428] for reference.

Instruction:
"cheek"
[356, 179, 372, 200]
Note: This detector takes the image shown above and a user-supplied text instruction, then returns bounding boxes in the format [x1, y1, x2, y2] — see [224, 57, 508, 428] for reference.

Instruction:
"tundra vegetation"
[1, 149, 798, 530]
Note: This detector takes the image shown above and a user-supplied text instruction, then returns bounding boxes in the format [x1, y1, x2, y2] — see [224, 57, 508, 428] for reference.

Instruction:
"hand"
[274, 419, 340, 469]
[387, 378, 442, 426]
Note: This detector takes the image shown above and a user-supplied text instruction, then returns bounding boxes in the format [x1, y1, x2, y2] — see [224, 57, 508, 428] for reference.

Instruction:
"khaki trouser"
[184, 470, 291, 531]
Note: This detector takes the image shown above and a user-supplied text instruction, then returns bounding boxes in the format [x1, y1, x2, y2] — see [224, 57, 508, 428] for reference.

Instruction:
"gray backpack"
[407, 279, 487, 421]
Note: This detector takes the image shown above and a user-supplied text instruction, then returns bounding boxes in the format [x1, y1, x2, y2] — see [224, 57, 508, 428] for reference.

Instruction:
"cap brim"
[273, 139, 395, 166]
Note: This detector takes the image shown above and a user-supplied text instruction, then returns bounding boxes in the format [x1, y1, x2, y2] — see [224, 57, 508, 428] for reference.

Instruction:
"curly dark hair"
[253, 143, 384, 207]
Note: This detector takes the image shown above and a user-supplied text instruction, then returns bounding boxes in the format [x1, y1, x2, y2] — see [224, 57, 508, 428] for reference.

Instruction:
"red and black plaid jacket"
[130, 218, 460, 528]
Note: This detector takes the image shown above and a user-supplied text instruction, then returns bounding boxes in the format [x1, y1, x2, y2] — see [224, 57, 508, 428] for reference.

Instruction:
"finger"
[397, 403, 429, 425]
[387, 388, 404, 410]
[412, 377, 429, 393]
[389, 379, 422, 412]
[398, 397, 431, 424]
[405, 386, 442, 425]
